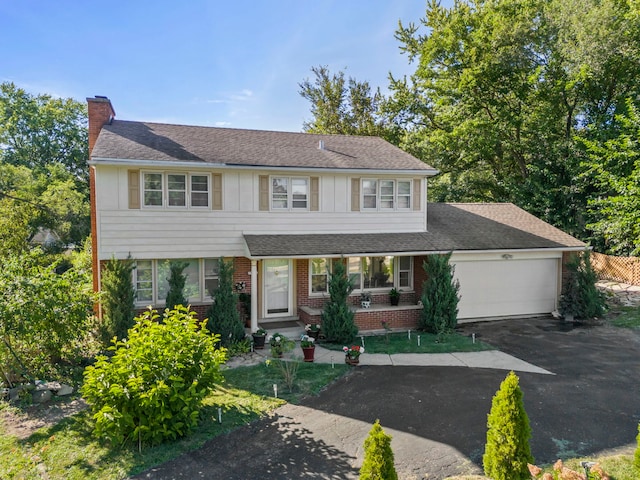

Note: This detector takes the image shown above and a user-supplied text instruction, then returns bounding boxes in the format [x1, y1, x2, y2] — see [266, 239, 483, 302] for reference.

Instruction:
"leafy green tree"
[420, 253, 460, 336]
[165, 261, 188, 311]
[0, 248, 93, 379]
[321, 259, 358, 344]
[206, 258, 244, 347]
[0, 82, 88, 183]
[100, 256, 136, 344]
[359, 419, 398, 480]
[559, 251, 606, 319]
[483, 371, 533, 480]
[299, 66, 386, 137]
[82, 306, 227, 450]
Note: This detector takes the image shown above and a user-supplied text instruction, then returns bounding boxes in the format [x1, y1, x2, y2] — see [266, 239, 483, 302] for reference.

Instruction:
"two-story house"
[88, 96, 585, 333]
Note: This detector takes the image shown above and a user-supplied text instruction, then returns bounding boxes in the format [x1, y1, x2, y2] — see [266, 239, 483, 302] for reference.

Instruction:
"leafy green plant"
[420, 253, 460, 337]
[635, 423, 640, 472]
[483, 371, 533, 480]
[559, 250, 607, 319]
[269, 332, 294, 357]
[206, 258, 245, 347]
[359, 419, 398, 480]
[100, 256, 135, 344]
[322, 259, 358, 344]
[267, 359, 300, 393]
[164, 261, 188, 311]
[81, 306, 227, 450]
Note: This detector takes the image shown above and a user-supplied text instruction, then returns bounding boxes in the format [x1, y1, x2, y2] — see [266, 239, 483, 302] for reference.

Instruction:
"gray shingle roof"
[243, 203, 585, 257]
[91, 120, 436, 171]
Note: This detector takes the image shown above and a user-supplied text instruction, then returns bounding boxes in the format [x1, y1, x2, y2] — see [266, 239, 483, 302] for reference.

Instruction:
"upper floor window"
[272, 177, 308, 210]
[361, 179, 412, 211]
[142, 172, 210, 209]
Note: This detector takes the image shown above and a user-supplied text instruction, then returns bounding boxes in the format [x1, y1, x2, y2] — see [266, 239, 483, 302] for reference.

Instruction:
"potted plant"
[252, 328, 267, 349]
[343, 345, 365, 365]
[269, 332, 293, 358]
[300, 334, 316, 362]
[360, 291, 372, 309]
[389, 288, 401, 306]
[305, 323, 321, 340]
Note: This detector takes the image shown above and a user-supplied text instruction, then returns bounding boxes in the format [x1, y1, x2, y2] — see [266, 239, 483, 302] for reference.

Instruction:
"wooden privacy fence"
[591, 252, 640, 286]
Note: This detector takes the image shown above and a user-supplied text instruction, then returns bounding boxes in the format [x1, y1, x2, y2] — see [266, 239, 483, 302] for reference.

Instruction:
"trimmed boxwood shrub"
[82, 306, 227, 449]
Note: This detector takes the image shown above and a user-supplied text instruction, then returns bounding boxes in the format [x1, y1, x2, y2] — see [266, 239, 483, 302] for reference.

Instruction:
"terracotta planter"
[252, 334, 266, 349]
[345, 355, 360, 366]
[302, 346, 315, 362]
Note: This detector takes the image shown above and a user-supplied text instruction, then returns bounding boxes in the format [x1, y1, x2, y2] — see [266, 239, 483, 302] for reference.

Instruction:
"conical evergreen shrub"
[322, 259, 358, 344]
[635, 423, 640, 472]
[165, 261, 188, 311]
[359, 419, 397, 480]
[206, 258, 244, 347]
[100, 256, 135, 344]
[420, 252, 460, 335]
[483, 371, 533, 480]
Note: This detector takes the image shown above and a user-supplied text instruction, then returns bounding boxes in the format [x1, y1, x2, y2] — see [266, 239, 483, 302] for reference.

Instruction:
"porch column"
[250, 260, 258, 333]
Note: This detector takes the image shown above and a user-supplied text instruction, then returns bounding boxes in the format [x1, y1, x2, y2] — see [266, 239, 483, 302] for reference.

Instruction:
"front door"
[263, 259, 292, 317]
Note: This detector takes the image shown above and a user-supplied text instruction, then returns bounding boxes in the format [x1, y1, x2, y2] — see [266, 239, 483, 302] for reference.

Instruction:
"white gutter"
[88, 156, 439, 176]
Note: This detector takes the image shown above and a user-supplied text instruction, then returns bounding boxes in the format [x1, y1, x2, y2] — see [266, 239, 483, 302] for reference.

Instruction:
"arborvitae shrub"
[559, 250, 606, 319]
[206, 258, 245, 347]
[635, 423, 640, 472]
[483, 371, 533, 480]
[359, 419, 398, 480]
[165, 261, 188, 311]
[420, 252, 460, 335]
[82, 306, 226, 449]
[100, 256, 135, 344]
[322, 259, 358, 344]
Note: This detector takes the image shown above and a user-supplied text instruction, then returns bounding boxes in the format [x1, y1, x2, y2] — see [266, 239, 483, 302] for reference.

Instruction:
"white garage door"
[452, 258, 559, 319]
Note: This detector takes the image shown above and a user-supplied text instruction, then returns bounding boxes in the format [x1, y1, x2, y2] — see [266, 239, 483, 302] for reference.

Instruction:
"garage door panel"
[453, 258, 558, 319]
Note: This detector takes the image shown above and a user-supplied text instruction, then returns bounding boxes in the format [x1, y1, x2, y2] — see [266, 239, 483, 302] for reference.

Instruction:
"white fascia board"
[89, 157, 439, 176]
[245, 246, 586, 261]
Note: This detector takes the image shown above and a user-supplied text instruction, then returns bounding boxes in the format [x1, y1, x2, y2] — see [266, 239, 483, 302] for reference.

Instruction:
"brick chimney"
[86, 96, 115, 155]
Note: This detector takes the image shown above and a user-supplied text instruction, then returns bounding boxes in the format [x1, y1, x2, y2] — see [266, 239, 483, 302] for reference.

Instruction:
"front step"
[258, 318, 304, 340]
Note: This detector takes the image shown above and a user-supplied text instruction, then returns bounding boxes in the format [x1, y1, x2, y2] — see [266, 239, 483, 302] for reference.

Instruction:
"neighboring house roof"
[90, 120, 437, 172]
[243, 203, 586, 257]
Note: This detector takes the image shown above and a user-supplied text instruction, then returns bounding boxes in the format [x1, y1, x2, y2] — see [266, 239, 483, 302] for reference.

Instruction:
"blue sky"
[0, 1, 451, 132]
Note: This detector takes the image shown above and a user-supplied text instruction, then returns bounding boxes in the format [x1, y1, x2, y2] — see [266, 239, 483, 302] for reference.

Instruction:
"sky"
[0, 1, 452, 133]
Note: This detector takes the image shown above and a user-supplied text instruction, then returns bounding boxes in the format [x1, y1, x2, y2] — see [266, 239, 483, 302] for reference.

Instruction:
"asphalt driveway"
[135, 317, 640, 479]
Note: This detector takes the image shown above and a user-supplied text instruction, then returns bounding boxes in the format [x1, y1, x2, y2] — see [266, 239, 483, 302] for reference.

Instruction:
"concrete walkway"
[227, 343, 554, 375]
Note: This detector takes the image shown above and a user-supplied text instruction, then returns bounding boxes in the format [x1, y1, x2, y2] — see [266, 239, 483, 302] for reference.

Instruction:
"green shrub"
[483, 371, 533, 480]
[322, 259, 358, 344]
[100, 256, 135, 344]
[559, 250, 607, 319]
[81, 306, 227, 450]
[164, 261, 188, 312]
[359, 419, 398, 480]
[206, 258, 245, 347]
[420, 252, 460, 336]
[635, 423, 640, 472]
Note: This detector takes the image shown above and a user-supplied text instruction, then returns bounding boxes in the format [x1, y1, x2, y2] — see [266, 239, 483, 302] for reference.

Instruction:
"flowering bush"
[300, 334, 315, 348]
[343, 345, 365, 358]
[305, 323, 321, 332]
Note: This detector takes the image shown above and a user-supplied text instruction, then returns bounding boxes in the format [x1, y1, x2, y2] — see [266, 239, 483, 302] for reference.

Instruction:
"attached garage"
[451, 252, 561, 320]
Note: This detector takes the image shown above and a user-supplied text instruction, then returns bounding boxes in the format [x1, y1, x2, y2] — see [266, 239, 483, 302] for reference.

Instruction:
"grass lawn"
[321, 330, 494, 354]
[0, 362, 349, 480]
[608, 305, 640, 329]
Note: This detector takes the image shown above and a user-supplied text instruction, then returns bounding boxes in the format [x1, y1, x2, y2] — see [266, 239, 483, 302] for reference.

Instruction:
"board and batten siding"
[94, 166, 428, 260]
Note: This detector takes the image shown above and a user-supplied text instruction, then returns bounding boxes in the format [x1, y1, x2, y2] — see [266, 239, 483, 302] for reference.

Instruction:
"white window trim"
[361, 179, 412, 212]
[309, 258, 332, 296]
[141, 171, 211, 210]
[270, 176, 309, 211]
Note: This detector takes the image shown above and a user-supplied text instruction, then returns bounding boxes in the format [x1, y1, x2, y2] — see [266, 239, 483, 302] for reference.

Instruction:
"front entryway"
[263, 259, 292, 317]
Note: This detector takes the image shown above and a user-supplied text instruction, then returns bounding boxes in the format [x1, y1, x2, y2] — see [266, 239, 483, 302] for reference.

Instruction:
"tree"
[100, 256, 136, 345]
[299, 66, 386, 137]
[206, 258, 244, 347]
[483, 371, 533, 480]
[0, 248, 93, 380]
[321, 259, 358, 344]
[0, 82, 88, 183]
[82, 306, 227, 450]
[359, 420, 398, 480]
[559, 251, 606, 320]
[165, 261, 189, 311]
[420, 253, 460, 336]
